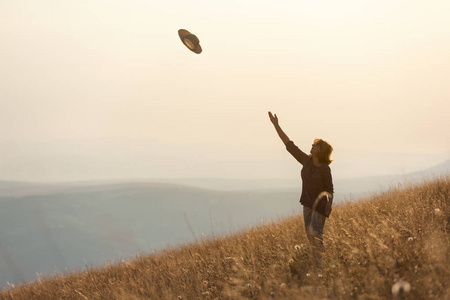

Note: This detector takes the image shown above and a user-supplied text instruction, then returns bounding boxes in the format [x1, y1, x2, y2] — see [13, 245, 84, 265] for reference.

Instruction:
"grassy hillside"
[1, 177, 448, 299]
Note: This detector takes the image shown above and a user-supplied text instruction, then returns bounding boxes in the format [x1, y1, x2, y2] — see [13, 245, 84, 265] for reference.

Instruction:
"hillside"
[1, 177, 449, 299]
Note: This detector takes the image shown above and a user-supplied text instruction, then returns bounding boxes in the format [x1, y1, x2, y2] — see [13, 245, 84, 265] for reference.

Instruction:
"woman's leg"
[303, 206, 326, 251]
[311, 210, 326, 251]
[303, 205, 312, 237]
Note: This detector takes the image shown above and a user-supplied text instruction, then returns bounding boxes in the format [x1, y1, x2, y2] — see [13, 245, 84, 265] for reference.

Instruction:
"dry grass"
[1, 177, 449, 299]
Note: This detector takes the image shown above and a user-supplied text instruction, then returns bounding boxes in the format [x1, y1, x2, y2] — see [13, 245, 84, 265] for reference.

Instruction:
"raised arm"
[268, 111, 289, 145]
[268, 111, 309, 164]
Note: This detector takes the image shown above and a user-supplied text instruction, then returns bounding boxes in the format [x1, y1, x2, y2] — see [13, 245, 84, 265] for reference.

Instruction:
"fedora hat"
[178, 29, 202, 54]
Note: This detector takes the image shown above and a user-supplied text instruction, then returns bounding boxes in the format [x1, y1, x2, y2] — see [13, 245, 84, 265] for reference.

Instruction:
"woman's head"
[310, 138, 333, 165]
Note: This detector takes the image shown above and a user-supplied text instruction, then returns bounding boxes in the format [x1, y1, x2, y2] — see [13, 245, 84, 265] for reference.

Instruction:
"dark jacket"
[286, 141, 334, 217]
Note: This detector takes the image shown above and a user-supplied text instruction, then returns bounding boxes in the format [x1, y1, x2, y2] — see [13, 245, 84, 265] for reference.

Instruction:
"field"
[1, 177, 448, 299]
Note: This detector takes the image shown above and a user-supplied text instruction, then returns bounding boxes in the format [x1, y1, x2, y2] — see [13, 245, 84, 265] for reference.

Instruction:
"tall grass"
[1, 177, 449, 299]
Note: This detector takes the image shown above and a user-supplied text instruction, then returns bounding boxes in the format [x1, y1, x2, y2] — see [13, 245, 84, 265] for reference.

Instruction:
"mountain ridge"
[0, 159, 448, 197]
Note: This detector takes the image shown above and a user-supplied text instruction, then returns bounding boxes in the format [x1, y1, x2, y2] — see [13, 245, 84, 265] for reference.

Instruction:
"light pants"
[303, 206, 326, 239]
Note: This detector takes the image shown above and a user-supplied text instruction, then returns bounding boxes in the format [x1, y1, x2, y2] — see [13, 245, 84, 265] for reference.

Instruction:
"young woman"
[268, 111, 334, 250]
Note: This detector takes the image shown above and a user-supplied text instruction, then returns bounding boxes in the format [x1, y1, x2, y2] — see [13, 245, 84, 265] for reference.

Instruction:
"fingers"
[268, 111, 279, 125]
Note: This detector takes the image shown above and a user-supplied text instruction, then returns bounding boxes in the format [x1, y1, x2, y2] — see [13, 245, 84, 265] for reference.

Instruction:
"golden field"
[1, 177, 449, 299]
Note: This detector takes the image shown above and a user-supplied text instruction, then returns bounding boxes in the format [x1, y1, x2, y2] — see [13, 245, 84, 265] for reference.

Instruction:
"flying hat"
[178, 29, 202, 54]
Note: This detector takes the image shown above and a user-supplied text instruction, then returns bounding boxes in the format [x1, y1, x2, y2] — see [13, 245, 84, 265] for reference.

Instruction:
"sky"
[1, 0, 449, 182]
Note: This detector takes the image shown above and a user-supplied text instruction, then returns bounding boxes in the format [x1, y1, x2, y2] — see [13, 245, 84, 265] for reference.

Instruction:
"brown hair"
[312, 138, 333, 165]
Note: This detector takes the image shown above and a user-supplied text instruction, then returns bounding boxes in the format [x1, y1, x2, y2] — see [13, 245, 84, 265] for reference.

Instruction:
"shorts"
[303, 205, 326, 238]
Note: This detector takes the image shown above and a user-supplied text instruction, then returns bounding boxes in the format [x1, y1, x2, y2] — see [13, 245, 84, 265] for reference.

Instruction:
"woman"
[268, 111, 334, 250]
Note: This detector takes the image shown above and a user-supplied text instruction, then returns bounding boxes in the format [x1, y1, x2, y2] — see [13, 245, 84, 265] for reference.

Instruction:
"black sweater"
[286, 141, 334, 217]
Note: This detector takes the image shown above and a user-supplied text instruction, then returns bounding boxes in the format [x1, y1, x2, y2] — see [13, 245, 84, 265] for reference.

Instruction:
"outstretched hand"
[268, 111, 289, 145]
[268, 111, 279, 126]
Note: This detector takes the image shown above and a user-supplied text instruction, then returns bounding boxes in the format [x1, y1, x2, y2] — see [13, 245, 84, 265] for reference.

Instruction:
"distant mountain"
[148, 159, 450, 193]
[408, 159, 450, 178]
[0, 184, 299, 287]
[333, 159, 450, 200]
[1, 158, 448, 196]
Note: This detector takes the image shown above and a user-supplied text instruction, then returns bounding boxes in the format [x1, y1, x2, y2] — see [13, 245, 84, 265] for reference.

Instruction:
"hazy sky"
[1, 0, 449, 181]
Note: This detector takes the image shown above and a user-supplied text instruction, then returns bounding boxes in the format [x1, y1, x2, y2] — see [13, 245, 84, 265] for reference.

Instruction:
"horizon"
[0, 138, 448, 183]
[0, 155, 448, 186]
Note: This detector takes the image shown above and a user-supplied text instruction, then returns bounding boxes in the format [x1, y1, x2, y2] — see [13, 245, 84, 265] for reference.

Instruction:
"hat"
[178, 29, 202, 54]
